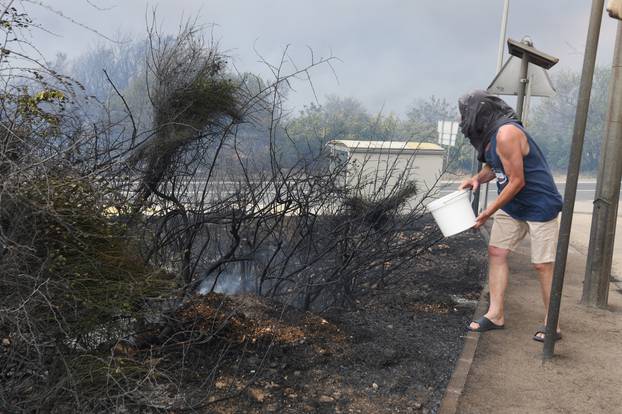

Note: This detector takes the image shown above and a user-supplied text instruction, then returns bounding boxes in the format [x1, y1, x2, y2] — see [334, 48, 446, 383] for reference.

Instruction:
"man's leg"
[529, 216, 562, 340]
[533, 262, 561, 339]
[534, 262, 553, 317]
[470, 210, 526, 330]
[470, 245, 510, 329]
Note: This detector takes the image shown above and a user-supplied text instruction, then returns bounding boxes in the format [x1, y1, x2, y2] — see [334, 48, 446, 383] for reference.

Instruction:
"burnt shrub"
[0, 172, 176, 412]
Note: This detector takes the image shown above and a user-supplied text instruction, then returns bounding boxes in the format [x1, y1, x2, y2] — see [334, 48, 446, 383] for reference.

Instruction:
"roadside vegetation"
[0, 5, 452, 412]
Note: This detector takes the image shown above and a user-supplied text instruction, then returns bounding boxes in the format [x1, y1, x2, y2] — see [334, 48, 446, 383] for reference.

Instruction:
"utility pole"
[483, 0, 510, 211]
[543, 0, 605, 360]
[582, 19, 622, 308]
[496, 0, 510, 72]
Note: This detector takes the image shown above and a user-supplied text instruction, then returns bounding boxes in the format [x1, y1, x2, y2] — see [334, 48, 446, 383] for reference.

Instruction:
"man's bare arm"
[474, 125, 526, 228]
[459, 164, 496, 191]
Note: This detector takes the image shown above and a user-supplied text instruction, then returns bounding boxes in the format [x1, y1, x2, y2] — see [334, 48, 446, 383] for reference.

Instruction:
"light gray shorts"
[489, 209, 560, 264]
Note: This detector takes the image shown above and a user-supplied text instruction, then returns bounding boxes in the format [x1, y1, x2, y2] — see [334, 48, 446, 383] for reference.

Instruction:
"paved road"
[438, 181, 606, 203]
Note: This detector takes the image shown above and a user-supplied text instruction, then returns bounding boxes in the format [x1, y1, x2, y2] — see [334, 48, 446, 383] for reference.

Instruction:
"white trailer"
[327, 139, 445, 206]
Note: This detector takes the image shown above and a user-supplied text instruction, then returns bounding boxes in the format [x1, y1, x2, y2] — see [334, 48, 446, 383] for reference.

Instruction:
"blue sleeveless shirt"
[485, 121, 562, 222]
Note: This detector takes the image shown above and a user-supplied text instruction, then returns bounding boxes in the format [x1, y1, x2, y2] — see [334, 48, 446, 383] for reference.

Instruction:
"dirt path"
[456, 239, 622, 414]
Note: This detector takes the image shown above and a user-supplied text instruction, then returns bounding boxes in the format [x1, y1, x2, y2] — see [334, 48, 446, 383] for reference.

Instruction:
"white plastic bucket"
[427, 190, 476, 237]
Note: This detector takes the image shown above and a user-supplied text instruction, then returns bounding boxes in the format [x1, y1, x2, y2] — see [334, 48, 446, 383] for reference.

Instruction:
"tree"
[284, 96, 405, 163]
[404, 95, 457, 143]
[70, 37, 147, 101]
[529, 67, 610, 173]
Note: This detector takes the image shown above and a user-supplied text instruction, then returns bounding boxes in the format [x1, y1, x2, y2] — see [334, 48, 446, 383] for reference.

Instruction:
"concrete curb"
[437, 227, 489, 414]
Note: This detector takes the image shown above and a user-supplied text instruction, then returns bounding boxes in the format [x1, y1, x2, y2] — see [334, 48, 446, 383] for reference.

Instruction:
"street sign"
[487, 56, 556, 97]
[437, 120, 459, 146]
[507, 38, 559, 69]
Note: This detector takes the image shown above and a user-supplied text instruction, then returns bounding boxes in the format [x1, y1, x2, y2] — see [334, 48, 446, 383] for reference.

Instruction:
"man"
[458, 90, 563, 342]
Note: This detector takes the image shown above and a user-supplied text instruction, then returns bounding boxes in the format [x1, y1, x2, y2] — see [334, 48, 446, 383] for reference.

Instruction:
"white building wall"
[346, 150, 443, 201]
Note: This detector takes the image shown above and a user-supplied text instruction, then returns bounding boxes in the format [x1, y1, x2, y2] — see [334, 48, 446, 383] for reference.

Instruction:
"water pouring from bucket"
[427, 190, 476, 237]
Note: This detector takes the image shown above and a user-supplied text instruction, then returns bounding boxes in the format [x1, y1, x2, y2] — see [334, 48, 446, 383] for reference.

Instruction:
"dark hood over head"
[458, 90, 520, 163]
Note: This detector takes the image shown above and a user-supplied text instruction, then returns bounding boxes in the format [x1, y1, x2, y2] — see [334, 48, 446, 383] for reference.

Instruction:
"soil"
[457, 234, 622, 414]
[168, 221, 487, 414]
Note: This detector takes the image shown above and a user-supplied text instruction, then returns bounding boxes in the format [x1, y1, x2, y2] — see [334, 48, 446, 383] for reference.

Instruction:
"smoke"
[198, 261, 255, 295]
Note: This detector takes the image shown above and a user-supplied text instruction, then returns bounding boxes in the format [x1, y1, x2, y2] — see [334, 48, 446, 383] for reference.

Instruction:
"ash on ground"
[153, 224, 487, 414]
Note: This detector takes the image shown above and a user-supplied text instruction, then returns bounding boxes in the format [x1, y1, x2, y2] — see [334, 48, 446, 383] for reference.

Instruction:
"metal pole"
[543, 0, 605, 359]
[582, 19, 622, 308]
[484, 0, 510, 210]
[471, 159, 482, 214]
[496, 0, 510, 72]
[523, 75, 532, 125]
[516, 54, 529, 121]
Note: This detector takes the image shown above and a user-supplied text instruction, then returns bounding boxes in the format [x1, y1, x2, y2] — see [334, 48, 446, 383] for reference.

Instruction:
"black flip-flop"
[467, 316, 505, 332]
[532, 325, 562, 343]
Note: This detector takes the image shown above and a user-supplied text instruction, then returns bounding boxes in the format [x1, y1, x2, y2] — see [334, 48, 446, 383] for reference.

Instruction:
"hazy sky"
[23, 0, 620, 116]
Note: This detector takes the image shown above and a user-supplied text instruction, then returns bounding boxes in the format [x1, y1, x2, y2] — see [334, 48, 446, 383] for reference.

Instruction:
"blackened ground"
[185, 220, 487, 414]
